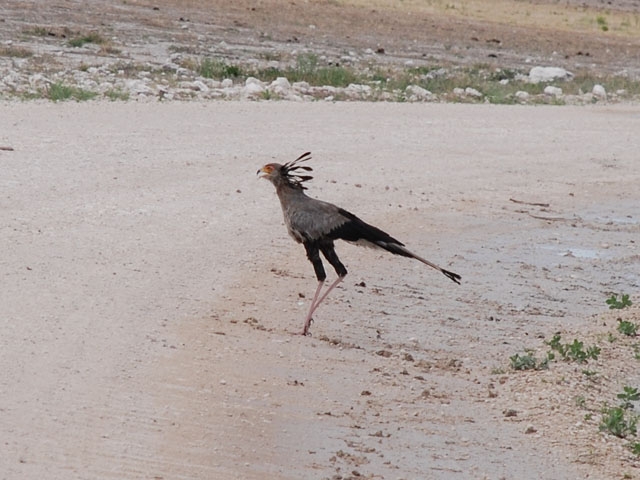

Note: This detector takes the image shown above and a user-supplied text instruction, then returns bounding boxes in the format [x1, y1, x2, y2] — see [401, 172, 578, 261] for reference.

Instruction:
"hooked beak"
[257, 166, 268, 179]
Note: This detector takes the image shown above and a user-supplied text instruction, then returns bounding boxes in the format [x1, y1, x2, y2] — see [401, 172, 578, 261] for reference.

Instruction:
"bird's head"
[257, 162, 281, 183]
[257, 152, 314, 190]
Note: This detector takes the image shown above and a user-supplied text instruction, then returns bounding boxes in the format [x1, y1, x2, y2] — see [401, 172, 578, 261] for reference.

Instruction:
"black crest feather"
[282, 152, 314, 189]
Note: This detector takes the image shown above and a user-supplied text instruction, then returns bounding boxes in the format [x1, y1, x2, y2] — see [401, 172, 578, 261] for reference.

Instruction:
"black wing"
[329, 208, 406, 248]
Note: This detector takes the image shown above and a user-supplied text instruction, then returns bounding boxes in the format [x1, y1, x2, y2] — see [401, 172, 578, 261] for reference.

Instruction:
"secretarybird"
[258, 152, 461, 335]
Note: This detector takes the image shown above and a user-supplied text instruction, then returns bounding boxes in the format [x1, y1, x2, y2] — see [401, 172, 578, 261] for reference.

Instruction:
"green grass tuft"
[47, 82, 97, 102]
[68, 33, 106, 48]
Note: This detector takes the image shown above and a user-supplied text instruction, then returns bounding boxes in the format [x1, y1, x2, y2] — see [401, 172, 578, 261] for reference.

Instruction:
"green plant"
[631, 442, 640, 456]
[68, 32, 105, 48]
[105, 88, 129, 101]
[546, 334, 600, 363]
[617, 386, 640, 410]
[618, 320, 638, 336]
[600, 405, 637, 438]
[606, 293, 632, 309]
[596, 15, 609, 32]
[195, 58, 244, 79]
[47, 82, 97, 102]
[510, 351, 548, 371]
[286, 53, 358, 87]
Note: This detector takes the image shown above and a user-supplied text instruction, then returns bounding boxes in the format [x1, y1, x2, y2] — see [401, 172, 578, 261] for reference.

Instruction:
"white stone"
[592, 84, 607, 98]
[125, 79, 153, 95]
[346, 84, 372, 96]
[544, 85, 563, 97]
[515, 91, 530, 100]
[245, 77, 264, 87]
[528, 66, 573, 83]
[28, 73, 52, 87]
[269, 77, 291, 94]
[405, 85, 432, 100]
[453, 87, 465, 96]
[465, 87, 482, 97]
[192, 80, 209, 92]
[244, 82, 265, 96]
[162, 62, 180, 72]
[292, 81, 310, 92]
[221, 78, 233, 88]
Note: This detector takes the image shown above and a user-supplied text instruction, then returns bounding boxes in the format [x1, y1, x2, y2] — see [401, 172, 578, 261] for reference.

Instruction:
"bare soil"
[1, 2, 640, 480]
[2, 0, 640, 79]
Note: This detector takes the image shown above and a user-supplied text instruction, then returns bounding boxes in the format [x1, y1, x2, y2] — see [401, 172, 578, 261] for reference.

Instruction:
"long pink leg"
[301, 276, 344, 335]
[301, 281, 324, 335]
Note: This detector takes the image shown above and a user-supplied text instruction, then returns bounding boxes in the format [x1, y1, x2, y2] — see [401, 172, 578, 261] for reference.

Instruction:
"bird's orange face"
[257, 163, 278, 180]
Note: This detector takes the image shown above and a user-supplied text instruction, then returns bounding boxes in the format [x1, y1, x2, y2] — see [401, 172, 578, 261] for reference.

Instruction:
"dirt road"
[1, 101, 639, 479]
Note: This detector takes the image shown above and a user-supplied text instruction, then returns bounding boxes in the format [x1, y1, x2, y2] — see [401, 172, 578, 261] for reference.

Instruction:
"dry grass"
[0, 45, 33, 58]
[343, 0, 640, 36]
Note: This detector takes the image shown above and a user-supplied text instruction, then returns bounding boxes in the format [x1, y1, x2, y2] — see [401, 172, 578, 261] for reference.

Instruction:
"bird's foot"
[300, 317, 314, 336]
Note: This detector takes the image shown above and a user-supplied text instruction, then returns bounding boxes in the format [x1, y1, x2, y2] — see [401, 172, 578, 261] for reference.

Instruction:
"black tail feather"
[329, 211, 461, 285]
[441, 268, 462, 285]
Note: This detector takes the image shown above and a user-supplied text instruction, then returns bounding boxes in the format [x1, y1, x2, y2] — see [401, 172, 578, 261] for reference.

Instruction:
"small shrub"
[617, 386, 640, 410]
[510, 351, 548, 371]
[596, 15, 609, 32]
[600, 405, 637, 438]
[606, 293, 632, 309]
[0, 45, 33, 58]
[68, 32, 105, 48]
[197, 58, 244, 79]
[618, 320, 638, 337]
[47, 82, 97, 102]
[546, 334, 600, 363]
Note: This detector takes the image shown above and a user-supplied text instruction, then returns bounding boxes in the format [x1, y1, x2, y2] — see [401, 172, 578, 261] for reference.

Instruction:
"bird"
[258, 152, 461, 336]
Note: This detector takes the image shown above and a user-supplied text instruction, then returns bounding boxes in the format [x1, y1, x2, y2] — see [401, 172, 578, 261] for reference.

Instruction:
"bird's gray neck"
[275, 182, 307, 202]
[274, 182, 308, 217]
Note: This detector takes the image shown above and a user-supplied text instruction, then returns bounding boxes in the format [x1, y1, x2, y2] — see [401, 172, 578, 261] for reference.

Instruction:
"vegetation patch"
[607, 293, 633, 310]
[506, 294, 640, 465]
[47, 82, 97, 101]
[0, 45, 33, 58]
[68, 32, 106, 48]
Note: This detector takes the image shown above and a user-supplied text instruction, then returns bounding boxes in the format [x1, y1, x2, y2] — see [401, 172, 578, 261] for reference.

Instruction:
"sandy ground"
[1, 101, 639, 479]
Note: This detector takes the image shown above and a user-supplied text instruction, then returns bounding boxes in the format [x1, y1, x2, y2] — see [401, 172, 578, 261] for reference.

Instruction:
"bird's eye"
[263, 165, 274, 173]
